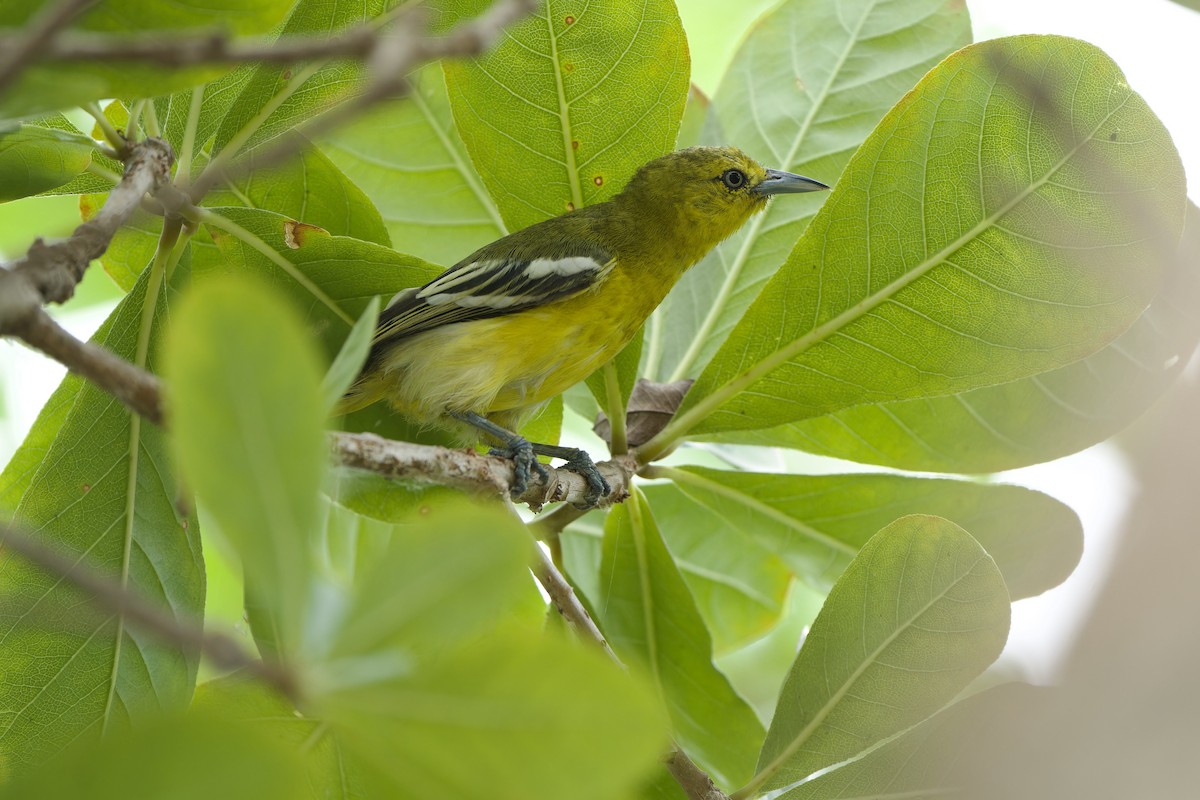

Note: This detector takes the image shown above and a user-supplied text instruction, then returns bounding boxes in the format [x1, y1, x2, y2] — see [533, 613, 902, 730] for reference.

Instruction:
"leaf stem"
[602, 362, 628, 455]
[177, 85, 206, 184]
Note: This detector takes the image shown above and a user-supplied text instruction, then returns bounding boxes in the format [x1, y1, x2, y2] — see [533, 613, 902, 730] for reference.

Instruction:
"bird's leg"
[527, 443, 610, 506]
[451, 411, 549, 496]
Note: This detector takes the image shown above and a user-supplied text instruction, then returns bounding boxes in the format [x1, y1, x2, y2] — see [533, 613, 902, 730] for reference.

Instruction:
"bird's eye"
[721, 169, 747, 190]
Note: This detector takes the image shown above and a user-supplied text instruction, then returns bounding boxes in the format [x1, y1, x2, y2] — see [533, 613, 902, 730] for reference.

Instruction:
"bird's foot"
[488, 437, 550, 497]
[556, 448, 611, 508]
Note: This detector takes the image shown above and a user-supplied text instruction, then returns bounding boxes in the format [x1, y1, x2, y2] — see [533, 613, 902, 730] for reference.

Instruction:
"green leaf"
[596, 488, 764, 790]
[202, 206, 440, 359]
[91, 144, 392, 292]
[585, 328, 643, 451]
[0, 712, 308, 800]
[320, 63, 508, 265]
[655, 466, 1080, 600]
[0, 125, 93, 201]
[648, 0, 971, 382]
[779, 683, 1042, 800]
[0, 262, 203, 773]
[722, 203, 1200, 472]
[320, 504, 533, 677]
[193, 672, 367, 800]
[0, 1, 292, 121]
[746, 515, 1010, 796]
[211, 0, 388, 158]
[639, 482, 791, 654]
[442, 0, 690, 229]
[165, 274, 327, 655]
[323, 631, 667, 800]
[657, 35, 1186, 447]
[322, 296, 381, 411]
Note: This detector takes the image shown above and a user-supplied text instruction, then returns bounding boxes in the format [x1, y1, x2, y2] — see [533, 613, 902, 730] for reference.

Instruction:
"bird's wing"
[372, 246, 615, 346]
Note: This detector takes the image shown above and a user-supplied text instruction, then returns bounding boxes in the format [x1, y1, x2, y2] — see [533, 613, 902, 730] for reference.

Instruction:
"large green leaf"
[210, 0, 388, 158]
[746, 515, 1010, 797]
[653, 466, 1081, 600]
[0, 125, 93, 201]
[721, 204, 1200, 472]
[596, 489, 764, 791]
[193, 673, 366, 800]
[648, 0, 971, 381]
[165, 274, 327, 655]
[639, 482, 791, 654]
[320, 63, 507, 265]
[0, 0, 292, 120]
[0, 262, 203, 773]
[325, 630, 666, 800]
[202, 206, 439, 359]
[0, 713, 308, 800]
[650, 36, 1185, 450]
[442, 0, 690, 230]
[779, 682, 1041, 799]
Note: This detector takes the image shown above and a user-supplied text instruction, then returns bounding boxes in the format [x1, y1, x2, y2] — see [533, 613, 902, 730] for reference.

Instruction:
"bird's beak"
[754, 168, 829, 195]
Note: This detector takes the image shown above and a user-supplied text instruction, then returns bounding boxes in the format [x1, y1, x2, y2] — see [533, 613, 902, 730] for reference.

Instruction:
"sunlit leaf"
[657, 36, 1185, 449]
[596, 489, 764, 790]
[655, 466, 1081, 600]
[748, 515, 1010, 796]
[321, 63, 507, 265]
[0, 262, 202, 772]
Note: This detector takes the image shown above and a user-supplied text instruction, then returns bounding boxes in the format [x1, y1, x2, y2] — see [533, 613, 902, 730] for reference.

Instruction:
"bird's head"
[612, 146, 828, 253]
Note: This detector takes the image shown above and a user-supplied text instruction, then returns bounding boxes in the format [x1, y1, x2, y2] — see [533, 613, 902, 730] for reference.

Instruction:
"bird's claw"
[560, 449, 611, 508]
[489, 437, 549, 497]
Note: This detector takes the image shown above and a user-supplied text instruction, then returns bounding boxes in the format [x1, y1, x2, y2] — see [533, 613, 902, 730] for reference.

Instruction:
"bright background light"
[3, 0, 1197, 684]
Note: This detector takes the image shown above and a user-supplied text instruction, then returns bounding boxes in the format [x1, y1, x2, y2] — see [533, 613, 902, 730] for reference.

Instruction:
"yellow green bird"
[339, 145, 828, 502]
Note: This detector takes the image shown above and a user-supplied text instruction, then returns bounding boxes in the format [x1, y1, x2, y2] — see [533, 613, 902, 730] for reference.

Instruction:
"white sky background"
[3, 0, 1199, 682]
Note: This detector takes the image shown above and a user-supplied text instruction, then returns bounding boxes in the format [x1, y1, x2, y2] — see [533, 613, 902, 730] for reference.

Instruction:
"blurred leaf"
[658, 466, 1080, 600]
[324, 631, 667, 800]
[165, 274, 326, 655]
[328, 466, 459, 524]
[0, 193, 79, 261]
[0, 261, 202, 773]
[203, 206, 440, 359]
[0, 0, 292, 120]
[442, 0, 690, 230]
[193, 672, 366, 800]
[519, 394, 563, 448]
[724, 203, 1200, 472]
[780, 682, 1044, 799]
[666, 36, 1186, 443]
[320, 504, 533, 677]
[0, 713, 307, 800]
[30, 113, 122, 196]
[211, 0, 388, 157]
[640, 482, 791, 654]
[596, 489, 764, 790]
[0, 125, 93, 201]
[749, 515, 1010, 796]
[322, 296, 381, 411]
[647, 0, 971, 381]
[321, 63, 506, 265]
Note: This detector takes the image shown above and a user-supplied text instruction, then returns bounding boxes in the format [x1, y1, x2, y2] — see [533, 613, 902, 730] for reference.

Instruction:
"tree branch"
[0, 137, 174, 314]
[332, 431, 636, 512]
[0, 522, 300, 703]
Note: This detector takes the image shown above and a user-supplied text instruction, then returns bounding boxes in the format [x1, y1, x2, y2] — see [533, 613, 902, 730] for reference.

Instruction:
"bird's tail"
[333, 375, 384, 417]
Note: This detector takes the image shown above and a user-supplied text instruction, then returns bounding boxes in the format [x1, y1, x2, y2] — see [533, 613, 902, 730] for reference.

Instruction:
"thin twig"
[0, 0, 97, 95]
[332, 431, 636, 512]
[0, 522, 300, 703]
[10, 309, 165, 424]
